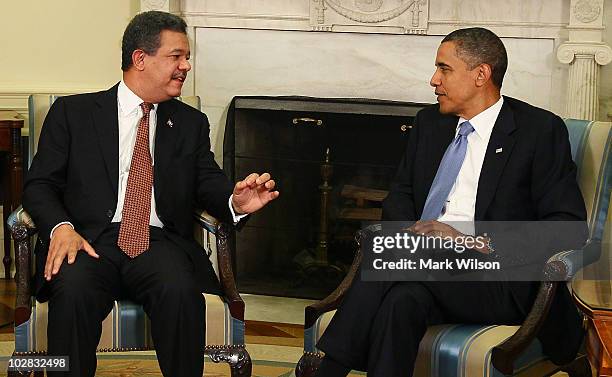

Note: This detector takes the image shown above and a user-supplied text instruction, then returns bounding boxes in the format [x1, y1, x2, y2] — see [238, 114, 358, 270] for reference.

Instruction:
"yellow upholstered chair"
[297, 119, 611, 377]
[7, 94, 251, 377]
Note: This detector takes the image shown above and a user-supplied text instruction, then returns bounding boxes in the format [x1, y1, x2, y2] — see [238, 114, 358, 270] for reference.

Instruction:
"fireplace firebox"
[223, 96, 427, 299]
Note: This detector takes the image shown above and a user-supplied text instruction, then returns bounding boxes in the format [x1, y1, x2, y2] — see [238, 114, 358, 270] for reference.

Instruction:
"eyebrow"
[169, 48, 189, 54]
[435, 62, 451, 69]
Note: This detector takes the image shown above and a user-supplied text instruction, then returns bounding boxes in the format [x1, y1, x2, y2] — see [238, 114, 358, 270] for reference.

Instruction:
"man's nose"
[181, 59, 192, 72]
[430, 71, 440, 87]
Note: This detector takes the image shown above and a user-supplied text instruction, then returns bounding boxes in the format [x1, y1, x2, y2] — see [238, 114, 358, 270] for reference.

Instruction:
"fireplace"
[223, 96, 427, 299]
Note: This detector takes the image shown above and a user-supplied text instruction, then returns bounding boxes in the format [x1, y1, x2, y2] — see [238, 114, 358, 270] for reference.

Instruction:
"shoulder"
[169, 98, 205, 118]
[503, 96, 564, 131]
[50, 88, 115, 112]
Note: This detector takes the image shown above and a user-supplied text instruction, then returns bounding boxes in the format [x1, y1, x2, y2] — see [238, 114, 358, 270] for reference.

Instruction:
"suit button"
[106, 210, 113, 218]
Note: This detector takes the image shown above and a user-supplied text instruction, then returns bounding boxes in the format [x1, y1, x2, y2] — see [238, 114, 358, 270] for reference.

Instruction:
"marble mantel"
[140, 0, 611, 158]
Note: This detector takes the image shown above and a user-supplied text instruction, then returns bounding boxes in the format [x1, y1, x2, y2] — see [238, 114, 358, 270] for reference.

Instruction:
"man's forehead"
[159, 32, 190, 51]
[435, 42, 458, 63]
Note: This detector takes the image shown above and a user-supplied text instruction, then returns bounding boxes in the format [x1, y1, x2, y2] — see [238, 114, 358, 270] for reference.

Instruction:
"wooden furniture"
[0, 111, 24, 280]
[574, 279, 612, 376]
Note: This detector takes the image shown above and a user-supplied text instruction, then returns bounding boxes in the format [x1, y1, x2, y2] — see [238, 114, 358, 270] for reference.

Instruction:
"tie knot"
[458, 121, 474, 137]
[140, 102, 153, 114]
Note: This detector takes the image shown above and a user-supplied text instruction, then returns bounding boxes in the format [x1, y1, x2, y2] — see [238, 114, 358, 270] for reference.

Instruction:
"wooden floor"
[0, 280, 14, 334]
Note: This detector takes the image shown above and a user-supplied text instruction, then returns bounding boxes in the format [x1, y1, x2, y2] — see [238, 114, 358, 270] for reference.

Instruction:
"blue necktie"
[420, 121, 475, 220]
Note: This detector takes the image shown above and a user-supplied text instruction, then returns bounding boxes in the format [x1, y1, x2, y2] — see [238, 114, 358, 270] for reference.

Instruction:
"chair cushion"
[15, 294, 244, 353]
[306, 315, 559, 377]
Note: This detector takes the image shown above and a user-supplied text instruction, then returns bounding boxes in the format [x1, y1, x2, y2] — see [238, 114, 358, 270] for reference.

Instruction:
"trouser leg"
[45, 251, 120, 377]
[121, 228, 206, 377]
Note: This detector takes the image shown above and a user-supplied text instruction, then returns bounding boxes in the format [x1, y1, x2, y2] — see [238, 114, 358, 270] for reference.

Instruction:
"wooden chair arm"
[8, 220, 35, 326]
[214, 222, 245, 321]
[304, 228, 371, 329]
[491, 281, 559, 374]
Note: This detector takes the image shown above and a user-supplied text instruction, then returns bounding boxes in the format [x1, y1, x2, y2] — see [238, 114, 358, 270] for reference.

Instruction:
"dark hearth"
[224, 96, 427, 299]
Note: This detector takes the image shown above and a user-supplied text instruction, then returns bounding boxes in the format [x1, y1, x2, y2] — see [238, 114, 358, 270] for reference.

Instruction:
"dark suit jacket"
[382, 96, 588, 365]
[23, 84, 234, 298]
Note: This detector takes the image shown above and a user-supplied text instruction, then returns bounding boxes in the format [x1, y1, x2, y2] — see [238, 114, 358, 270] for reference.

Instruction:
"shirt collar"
[117, 80, 158, 117]
[458, 96, 504, 141]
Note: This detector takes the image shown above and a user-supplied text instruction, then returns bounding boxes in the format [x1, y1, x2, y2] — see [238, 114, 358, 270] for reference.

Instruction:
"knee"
[157, 277, 202, 306]
[380, 285, 431, 321]
[48, 263, 97, 304]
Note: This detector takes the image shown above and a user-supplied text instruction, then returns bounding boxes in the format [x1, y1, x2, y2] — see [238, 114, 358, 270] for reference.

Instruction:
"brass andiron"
[316, 148, 333, 264]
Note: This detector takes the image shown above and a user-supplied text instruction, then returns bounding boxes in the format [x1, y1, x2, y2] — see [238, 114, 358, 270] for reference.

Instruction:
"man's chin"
[437, 103, 452, 114]
[168, 89, 183, 99]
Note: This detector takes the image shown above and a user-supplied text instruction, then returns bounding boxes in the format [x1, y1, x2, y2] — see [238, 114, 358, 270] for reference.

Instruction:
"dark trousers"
[44, 224, 206, 377]
[316, 275, 538, 377]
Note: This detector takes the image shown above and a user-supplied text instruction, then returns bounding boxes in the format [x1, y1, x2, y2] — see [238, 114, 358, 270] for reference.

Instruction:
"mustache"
[172, 73, 187, 80]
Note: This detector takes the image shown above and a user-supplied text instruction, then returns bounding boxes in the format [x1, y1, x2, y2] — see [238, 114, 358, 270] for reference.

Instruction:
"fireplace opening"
[223, 96, 427, 299]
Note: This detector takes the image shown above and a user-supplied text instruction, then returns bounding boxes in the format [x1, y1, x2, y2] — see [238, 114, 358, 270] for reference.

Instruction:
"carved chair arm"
[491, 281, 558, 374]
[194, 210, 245, 321]
[304, 224, 382, 329]
[491, 239, 599, 374]
[7, 206, 37, 326]
[544, 240, 600, 281]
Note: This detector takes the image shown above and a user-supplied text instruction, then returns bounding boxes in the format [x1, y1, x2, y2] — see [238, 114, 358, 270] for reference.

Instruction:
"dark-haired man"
[24, 11, 278, 377]
[314, 28, 586, 377]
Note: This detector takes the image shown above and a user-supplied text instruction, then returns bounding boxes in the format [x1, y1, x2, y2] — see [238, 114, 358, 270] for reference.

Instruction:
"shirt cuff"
[228, 195, 248, 224]
[50, 221, 74, 239]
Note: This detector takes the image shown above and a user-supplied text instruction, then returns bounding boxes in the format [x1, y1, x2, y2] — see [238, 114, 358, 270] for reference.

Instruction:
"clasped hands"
[408, 220, 490, 254]
[45, 172, 279, 281]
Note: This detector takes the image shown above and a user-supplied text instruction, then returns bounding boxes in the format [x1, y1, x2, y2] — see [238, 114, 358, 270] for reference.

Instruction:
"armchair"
[296, 119, 612, 377]
[7, 94, 251, 377]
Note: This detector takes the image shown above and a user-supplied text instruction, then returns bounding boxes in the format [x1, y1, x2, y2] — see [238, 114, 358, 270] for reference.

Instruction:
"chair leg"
[205, 345, 252, 377]
[560, 354, 592, 377]
[295, 352, 323, 377]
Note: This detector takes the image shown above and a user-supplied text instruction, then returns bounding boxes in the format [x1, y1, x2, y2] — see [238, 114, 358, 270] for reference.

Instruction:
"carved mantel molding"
[140, 0, 180, 13]
[557, 42, 612, 66]
[309, 0, 429, 34]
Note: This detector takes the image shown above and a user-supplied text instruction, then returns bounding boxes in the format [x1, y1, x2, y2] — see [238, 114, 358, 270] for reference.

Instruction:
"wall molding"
[0, 88, 106, 131]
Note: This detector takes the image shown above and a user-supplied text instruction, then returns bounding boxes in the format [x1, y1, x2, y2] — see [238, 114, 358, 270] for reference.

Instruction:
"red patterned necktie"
[118, 102, 154, 257]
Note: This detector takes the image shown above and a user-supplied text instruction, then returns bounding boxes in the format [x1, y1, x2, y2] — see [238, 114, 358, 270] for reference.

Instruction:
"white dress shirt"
[438, 96, 504, 235]
[50, 81, 244, 238]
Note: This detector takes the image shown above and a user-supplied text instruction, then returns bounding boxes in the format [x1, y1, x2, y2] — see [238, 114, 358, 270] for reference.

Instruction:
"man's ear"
[132, 49, 146, 71]
[475, 63, 492, 87]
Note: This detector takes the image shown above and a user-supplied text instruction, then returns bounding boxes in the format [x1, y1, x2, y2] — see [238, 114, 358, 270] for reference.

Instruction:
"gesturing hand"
[231, 172, 279, 215]
[45, 224, 99, 281]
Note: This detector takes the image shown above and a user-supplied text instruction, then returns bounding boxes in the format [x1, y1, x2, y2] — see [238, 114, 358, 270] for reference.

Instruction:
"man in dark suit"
[314, 28, 587, 377]
[23, 11, 278, 377]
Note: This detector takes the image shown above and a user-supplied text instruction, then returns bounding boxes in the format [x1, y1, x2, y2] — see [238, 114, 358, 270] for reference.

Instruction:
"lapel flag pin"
[495, 148, 503, 154]
[167, 119, 173, 127]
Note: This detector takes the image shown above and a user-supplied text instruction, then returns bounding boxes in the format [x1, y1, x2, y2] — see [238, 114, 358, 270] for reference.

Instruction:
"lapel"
[92, 84, 120, 196]
[474, 98, 517, 220]
[422, 113, 457, 201]
[153, 99, 178, 194]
